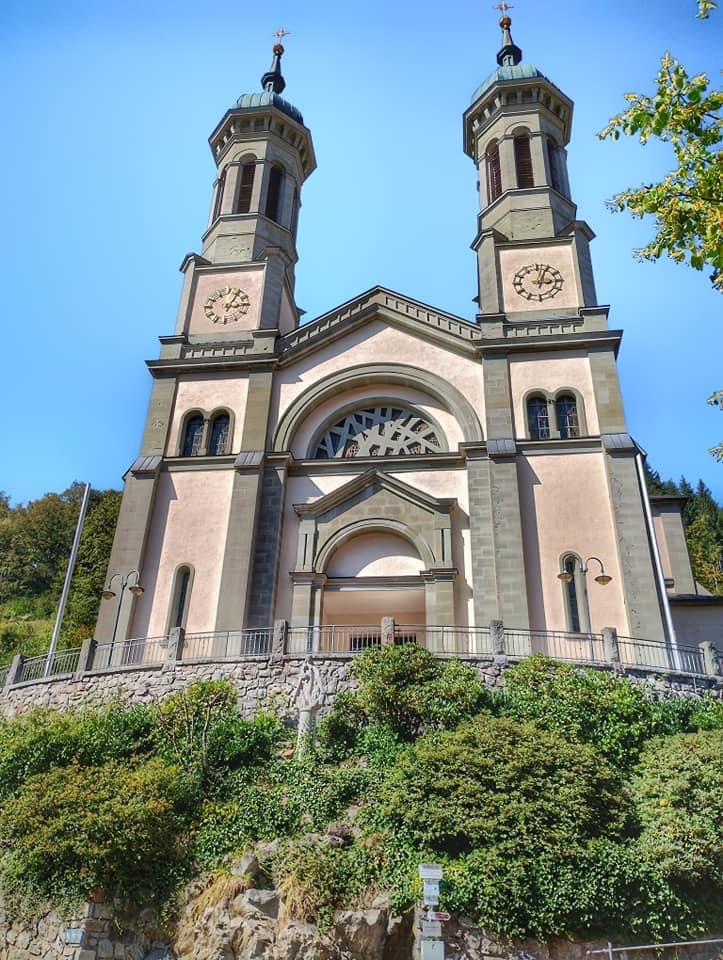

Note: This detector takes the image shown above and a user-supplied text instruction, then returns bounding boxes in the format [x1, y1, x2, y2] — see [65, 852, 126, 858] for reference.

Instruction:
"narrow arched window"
[556, 394, 580, 439]
[546, 137, 562, 194]
[561, 555, 590, 633]
[514, 134, 534, 189]
[486, 145, 502, 203]
[265, 165, 283, 222]
[170, 566, 192, 630]
[527, 396, 550, 440]
[212, 168, 226, 222]
[182, 415, 205, 457]
[208, 413, 230, 455]
[235, 162, 255, 214]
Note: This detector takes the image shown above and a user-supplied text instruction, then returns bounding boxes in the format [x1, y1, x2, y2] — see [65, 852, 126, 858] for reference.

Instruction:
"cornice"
[288, 452, 466, 476]
[146, 355, 279, 376]
[477, 329, 623, 356]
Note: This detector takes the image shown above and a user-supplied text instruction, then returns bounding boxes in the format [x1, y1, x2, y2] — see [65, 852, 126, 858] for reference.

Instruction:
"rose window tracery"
[314, 406, 442, 459]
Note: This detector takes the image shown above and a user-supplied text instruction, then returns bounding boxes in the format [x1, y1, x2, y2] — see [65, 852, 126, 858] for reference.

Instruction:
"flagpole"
[44, 482, 92, 678]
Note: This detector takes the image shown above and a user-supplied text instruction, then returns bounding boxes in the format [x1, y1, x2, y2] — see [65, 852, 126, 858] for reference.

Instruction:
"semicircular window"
[314, 406, 442, 459]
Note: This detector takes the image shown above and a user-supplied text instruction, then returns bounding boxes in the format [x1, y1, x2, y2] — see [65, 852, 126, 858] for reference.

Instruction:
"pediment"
[279, 286, 482, 364]
[293, 467, 456, 521]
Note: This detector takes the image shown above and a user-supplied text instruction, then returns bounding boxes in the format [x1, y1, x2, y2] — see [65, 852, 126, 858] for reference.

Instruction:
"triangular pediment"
[279, 285, 482, 364]
[293, 467, 456, 520]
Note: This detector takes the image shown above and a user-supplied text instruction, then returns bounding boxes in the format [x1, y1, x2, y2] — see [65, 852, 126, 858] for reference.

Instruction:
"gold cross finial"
[493, 1, 513, 16]
[273, 28, 291, 42]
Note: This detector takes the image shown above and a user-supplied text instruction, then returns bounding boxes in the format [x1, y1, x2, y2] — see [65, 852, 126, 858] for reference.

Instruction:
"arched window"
[208, 413, 230, 455]
[314, 406, 442, 458]
[555, 394, 580, 439]
[170, 565, 192, 630]
[561, 554, 590, 633]
[265, 165, 283, 222]
[546, 136, 562, 194]
[486, 144, 502, 203]
[212, 168, 227, 222]
[235, 161, 255, 214]
[514, 134, 534, 189]
[182, 414, 205, 457]
[527, 396, 550, 440]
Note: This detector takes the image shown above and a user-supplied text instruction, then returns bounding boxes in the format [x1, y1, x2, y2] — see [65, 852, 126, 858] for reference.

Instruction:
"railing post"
[490, 620, 505, 656]
[602, 627, 621, 667]
[5, 654, 25, 689]
[272, 619, 287, 661]
[381, 617, 395, 645]
[74, 638, 96, 679]
[700, 640, 722, 678]
[166, 627, 185, 667]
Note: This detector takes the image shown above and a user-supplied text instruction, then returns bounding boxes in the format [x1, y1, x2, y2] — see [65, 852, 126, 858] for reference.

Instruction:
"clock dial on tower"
[204, 286, 251, 324]
[512, 263, 564, 302]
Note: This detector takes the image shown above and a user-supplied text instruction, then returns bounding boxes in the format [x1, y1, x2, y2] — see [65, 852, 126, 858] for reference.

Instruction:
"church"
[94, 17, 722, 672]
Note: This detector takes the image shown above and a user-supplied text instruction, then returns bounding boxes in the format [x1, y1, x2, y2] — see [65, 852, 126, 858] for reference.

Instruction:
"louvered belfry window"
[235, 162, 255, 214]
[265, 166, 283, 222]
[486, 146, 502, 203]
[514, 135, 534, 189]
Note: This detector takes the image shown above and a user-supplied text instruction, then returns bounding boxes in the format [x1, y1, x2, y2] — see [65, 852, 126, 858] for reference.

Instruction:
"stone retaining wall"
[0, 656, 720, 721]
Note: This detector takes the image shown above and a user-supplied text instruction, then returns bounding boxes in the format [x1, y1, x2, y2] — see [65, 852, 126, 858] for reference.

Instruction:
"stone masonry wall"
[1, 655, 720, 721]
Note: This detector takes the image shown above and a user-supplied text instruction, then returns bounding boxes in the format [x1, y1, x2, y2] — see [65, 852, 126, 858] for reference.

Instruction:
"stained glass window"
[314, 406, 441, 459]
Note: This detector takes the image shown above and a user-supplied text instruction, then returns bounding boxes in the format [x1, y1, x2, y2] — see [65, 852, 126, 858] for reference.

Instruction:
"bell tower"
[173, 40, 316, 340]
[464, 14, 597, 321]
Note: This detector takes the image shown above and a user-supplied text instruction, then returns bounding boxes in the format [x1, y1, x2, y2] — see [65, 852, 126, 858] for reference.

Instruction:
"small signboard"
[419, 863, 444, 880]
[427, 911, 451, 922]
[422, 920, 443, 938]
[421, 941, 445, 960]
[423, 880, 440, 905]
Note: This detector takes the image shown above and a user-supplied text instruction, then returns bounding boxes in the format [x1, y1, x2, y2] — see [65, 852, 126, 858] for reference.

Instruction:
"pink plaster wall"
[517, 452, 628, 634]
[187, 267, 265, 335]
[509, 351, 599, 437]
[326, 532, 424, 577]
[288, 382, 465, 460]
[271, 320, 485, 447]
[131, 470, 233, 637]
[166, 375, 249, 455]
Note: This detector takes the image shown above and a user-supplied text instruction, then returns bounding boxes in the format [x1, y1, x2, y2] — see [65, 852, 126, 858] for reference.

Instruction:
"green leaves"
[599, 49, 722, 291]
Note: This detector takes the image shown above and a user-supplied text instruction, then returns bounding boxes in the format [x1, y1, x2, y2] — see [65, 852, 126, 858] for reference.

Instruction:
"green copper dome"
[234, 90, 304, 126]
[471, 62, 547, 104]
[234, 44, 304, 126]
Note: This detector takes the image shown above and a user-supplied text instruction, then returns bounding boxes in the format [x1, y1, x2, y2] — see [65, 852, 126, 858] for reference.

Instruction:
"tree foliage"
[599, 48, 722, 290]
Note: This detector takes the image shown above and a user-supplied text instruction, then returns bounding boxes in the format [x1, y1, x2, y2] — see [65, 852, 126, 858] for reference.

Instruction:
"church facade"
[94, 21, 720, 667]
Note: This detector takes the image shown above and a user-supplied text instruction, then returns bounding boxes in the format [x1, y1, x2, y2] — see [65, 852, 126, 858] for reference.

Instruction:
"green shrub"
[0, 702, 153, 801]
[0, 759, 191, 912]
[194, 758, 371, 869]
[152, 680, 283, 788]
[274, 837, 380, 928]
[499, 655, 665, 767]
[325, 644, 492, 741]
[633, 729, 723, 888]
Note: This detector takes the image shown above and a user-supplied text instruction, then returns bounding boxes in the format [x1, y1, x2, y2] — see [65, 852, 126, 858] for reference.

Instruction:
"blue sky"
[1, 0, 721, 504]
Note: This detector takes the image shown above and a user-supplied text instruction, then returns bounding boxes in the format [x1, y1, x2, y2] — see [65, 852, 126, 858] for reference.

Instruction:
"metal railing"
[395, 625, 494, 656]
[182, 629, 271, 659]
[92, 636, 168, 671]
[286, 624, 381, 656]
[504, 628, 607, 663]
[617, 635, 706, 676]
[17, 647, 82, 684]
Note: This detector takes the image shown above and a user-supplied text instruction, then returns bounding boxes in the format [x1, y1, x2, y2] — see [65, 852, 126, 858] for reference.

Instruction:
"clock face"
[204, 286, 250, 324]
[512, 263, 564, 302]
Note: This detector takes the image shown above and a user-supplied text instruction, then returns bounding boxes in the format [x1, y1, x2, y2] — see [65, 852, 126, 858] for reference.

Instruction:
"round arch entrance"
[320, 532, 426, 642]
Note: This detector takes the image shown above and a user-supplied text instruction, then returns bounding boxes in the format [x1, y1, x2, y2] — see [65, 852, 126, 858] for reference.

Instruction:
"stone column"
[381, 617, 395, 645]
[272, 619, 287, 661]
[490, 619, 505, 656]
[700, 640, 722, 678]
[423, 570, 457, 627]
[74, 638, 96, 679]
[466, 449, 500, 625]
[4, 654, 24, 689]
[602, 626, 621, 666]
